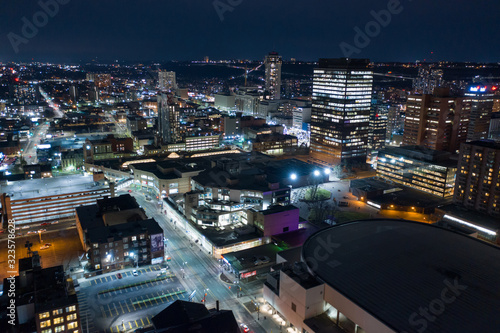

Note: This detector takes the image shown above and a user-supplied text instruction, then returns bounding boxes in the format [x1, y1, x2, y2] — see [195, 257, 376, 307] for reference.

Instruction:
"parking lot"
[80, 264, 188, 332]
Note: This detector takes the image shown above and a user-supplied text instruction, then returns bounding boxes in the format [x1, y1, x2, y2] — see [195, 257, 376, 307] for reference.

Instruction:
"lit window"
[65, 305, 76, 313]
[67, 314, 77, 321]
[68, 322, 78, 329]
[40, 320, 51, 328]
[55, 325, 65, 333]
[39, 312, 50, 319]
[52, 309, 63, 316]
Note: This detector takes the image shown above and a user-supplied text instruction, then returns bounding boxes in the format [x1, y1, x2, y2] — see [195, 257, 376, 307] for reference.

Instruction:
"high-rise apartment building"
[158, 93, 181, 144]
[386, 104, 405, 142]
[310, 58, 373, 166]
[264, 52, 282, 100]
[454, 140, 500, 218]
[368, 90, 388, 151]
[158, 70, 177, 91]
[403, 88, 468, 153]
[464, 84, 496, 141]
[413, 65, 443, 94]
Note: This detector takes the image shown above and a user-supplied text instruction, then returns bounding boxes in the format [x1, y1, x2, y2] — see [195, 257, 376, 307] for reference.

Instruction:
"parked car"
[116, 273, 122, 279]
[240, 324, 250, 333]
[132, 270, 138, 276]
[338, 201, 349, 207]
[40, 222, 49, 226]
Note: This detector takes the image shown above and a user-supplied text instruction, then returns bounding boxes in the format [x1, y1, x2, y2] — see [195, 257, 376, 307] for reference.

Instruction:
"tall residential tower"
[403, 88, 468, 153]
[157, 93, 181, 144]
[264, 52, 282, 100]
[158, 70, 177, 91]
[310, 58, 373, 166]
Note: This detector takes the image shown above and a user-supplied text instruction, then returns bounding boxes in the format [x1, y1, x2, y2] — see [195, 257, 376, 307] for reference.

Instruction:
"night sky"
[1, 0, 499, 63]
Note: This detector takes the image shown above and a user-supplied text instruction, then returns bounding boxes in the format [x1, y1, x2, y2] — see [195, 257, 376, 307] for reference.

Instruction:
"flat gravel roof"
[302, 219, 500, 333]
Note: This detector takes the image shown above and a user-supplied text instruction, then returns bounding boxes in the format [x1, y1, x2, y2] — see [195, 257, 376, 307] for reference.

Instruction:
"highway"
[129, 191, 266, 333]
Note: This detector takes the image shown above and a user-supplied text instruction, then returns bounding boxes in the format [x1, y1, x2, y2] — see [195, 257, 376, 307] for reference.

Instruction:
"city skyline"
[1, 0, 499, 63]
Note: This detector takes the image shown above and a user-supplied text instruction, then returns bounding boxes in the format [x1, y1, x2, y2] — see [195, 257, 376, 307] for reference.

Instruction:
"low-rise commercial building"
[251, 133, 298, 156]
[130, 160, 206, 199]
[377, 146, 457, 198]
[248, 204, 301, 237]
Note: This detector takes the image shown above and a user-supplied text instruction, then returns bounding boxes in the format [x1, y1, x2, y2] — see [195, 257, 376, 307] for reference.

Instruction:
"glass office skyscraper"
[310, 58, 373, 166]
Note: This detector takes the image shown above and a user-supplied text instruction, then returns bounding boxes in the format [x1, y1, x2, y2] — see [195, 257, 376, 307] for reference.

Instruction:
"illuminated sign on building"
[469, 86, 497, 93]
[241, 270, 257, 278]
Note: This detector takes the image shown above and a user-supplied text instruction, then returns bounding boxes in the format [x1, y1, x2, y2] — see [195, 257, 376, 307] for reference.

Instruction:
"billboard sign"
[150, 233, 164, 253]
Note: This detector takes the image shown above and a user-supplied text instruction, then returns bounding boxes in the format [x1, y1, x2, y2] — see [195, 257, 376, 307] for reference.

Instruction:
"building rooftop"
[282, 262, 323, 289]
[437, 203, 500, 232]
[131, 159, 208, 179]
[259, 204, 298, 215]
[302, 219, 500, 332]
[76, 194, 143, 230]
[0, 174, 107, 200]
[379, 145, 457, 166]
[86, 218, 162, 244]
[151, 300, 239, 333]
[463, 140, 500, 150]
[222, 243, 282, 272]
[350, 177, 396, 192]
[372, 187, 450, 208]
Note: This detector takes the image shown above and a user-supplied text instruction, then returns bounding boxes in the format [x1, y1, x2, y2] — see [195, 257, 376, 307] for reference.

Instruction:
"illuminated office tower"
[464, 84, 496, 141]
[158, 70, 177, 91]
[403, 88, 468, 153]
[264, 52, 282, 100]
[157, 93, 181, 144]
[310, 58, 373, 166]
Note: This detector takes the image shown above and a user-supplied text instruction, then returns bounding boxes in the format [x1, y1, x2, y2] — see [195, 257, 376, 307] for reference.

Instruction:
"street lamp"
[129, 252, 138, 268]
[290, 173, 297, 180]
[313, 170, 320, 177]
